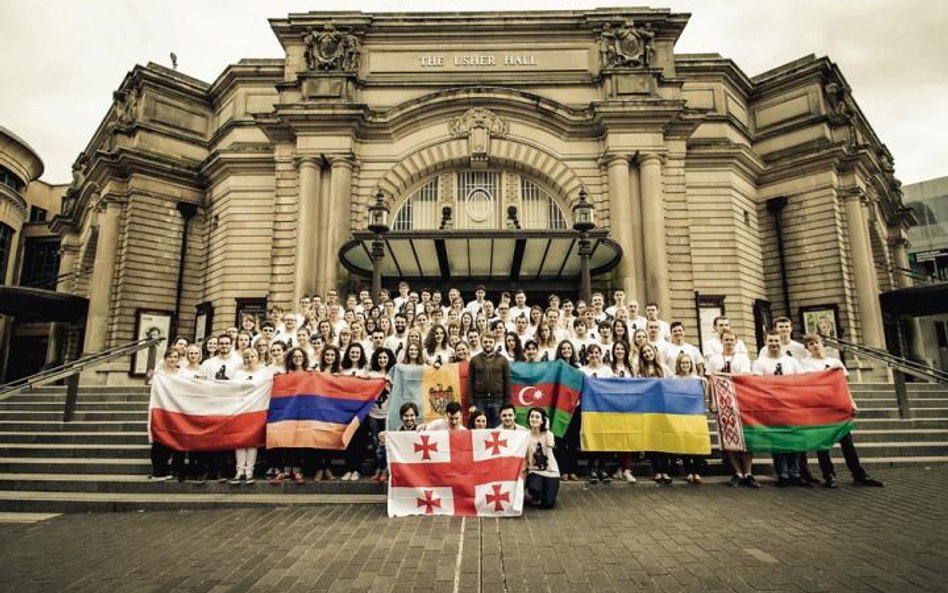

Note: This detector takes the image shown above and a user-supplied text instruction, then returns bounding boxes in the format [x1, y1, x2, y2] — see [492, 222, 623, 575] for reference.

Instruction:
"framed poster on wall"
[130, 309, 174, 377]
[800, 304, 842, 360]
[194, 302, 214, 345]
[235, 297, 268, 329]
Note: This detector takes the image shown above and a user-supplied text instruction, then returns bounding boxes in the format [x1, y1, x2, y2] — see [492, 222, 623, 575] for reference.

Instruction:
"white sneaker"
[341, 471, 353, 481]
[623, 469, 637, 483]
[349, 472, 361, 481]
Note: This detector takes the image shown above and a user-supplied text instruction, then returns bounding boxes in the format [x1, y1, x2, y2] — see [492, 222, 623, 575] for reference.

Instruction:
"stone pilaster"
[843, 190, 884, 348]
[324, 156, 354, 292]
[638, 153, 671, 316]
[605, 154, 638, 297]
[295, 157, 321, 302]
[84, 201, 121, 354]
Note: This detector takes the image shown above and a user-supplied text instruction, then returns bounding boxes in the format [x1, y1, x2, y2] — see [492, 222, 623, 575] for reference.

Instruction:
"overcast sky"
[1, 0, 945, 186]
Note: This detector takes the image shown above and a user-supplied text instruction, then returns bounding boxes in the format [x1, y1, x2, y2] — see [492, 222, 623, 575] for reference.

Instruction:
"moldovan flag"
[387, 429, 530, 517]
[510, 361, 584, 437]
[387, 363, 470, 428]
[580, 377, 712, 454]
[149, 373, 270, 451]
[267, 373, 387, 450]
[710, 369, 855, 453]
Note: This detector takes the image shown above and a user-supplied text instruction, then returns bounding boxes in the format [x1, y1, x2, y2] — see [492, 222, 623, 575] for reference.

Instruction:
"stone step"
[0, 402, 151, 411]
[0, 490, 386, 513]
[0, 457, 152, 474]
[0, 444, 151, 458]
[4, 394, 151, 403]
[25, 386, 150, 395]
[0, 411, 147, 422]
[0, 432, 149, 444]
[0, 473, 387, 495]
[849, 407, 948, 419]
[849, 383, 947, 392]
[0, 421, 148, 432]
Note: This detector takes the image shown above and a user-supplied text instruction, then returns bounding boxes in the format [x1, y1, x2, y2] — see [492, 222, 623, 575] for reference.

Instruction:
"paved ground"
[0, 467, 946, 593]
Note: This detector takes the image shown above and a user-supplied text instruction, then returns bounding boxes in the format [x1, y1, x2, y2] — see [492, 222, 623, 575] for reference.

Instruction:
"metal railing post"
[63, 372, 80, 422]
[893, 369, 910, 419]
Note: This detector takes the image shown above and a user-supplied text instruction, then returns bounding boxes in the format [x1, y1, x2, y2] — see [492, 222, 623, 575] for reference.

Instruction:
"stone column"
[45, 239, 79, 366]
[295, 157, 321, 302]
[890, 236, 926, 361]
[843, 191, 884, 348]
[324, 156, 354, 293]
[84, 201, 121, 354]
[628, 163, 646, 302]
[638, 154, 672, 316]
[606, 154, 638, 297]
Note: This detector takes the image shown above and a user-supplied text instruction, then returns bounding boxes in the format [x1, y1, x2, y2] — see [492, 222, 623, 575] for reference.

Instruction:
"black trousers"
[554, 406, 581, 475]
[800, 433, 867, 481]
[344, 422, 370, 473]
[526, 473, 559, 509]
[150, 442, 185, 477]
[650, 452, 671, 475]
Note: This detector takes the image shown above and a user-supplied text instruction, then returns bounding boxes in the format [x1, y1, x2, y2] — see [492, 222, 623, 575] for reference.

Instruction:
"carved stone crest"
[448, 108, 509, 167]
[304, 24, 360, 72]
[600, 19, 655, 68]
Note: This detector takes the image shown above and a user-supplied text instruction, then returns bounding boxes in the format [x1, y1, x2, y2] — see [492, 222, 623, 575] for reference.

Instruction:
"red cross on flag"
[387, 429, 530, 517]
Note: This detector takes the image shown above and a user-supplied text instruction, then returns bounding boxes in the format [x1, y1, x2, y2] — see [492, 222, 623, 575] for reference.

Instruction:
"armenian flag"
[267, 373, 387, 450]
[580, 377, 711, 454]
[510, 361, 584, 437]
[387, 363, 470, 428]
[710, 369, 855, 453]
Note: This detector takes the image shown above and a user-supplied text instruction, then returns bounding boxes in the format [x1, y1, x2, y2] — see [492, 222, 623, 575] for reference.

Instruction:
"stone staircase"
[0, 382, 945, 513]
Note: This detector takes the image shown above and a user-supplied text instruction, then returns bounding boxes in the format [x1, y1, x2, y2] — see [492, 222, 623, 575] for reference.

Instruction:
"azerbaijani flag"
[580, 377, 711, 454]
[710, 369, 855, 453]
[387, 363, 470, 428]
[510, 361, 583, 437]
[149, 373, 270, 451]
[267, 373, 387, 450]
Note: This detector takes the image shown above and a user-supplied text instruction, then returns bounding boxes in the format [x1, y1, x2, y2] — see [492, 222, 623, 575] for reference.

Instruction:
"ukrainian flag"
[580, 377, 711, 454]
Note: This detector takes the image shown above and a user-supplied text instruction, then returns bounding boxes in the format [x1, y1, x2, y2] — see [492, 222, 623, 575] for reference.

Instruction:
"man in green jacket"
[468, 334, 511, 429]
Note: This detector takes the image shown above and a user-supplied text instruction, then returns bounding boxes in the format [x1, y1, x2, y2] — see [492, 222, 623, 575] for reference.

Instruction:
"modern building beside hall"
[1, 7, 918, 384]
[903, 176, 948, 371]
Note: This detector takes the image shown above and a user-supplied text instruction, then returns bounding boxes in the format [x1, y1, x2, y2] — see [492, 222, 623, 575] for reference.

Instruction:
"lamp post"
[572, 187, 596, 303]
[367, 190, 390, 303]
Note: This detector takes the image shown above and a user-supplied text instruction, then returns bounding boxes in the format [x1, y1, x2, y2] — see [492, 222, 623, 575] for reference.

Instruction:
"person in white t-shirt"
[509, 290, 529, 322]
[705, 330, 757, 488]
[627, 300, 648, 334]
[229, 348, 272, 485]
[645, 320, 670, 367]
[200, 334, 243, 380]
[423, 401, 468, 431]
[525, 407, 560, 509]
[496, 404, 529, 431]
[757, 316, 806, 360]
[753, 331, 806, 488]
[662, 321, 705, 376]
[465, 284, 488, 316]
[799, 333, 884, 488]
[703, 316, 750, 358]
[581, 344, 615, 483]
[604, 289, 626, 319]
[644, 302, 670, 340]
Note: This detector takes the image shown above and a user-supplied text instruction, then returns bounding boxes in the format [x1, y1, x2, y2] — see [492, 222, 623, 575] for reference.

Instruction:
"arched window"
[392, 170, 567, 231]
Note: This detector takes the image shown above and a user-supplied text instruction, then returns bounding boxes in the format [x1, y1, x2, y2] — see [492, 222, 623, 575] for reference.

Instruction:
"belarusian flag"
[710, 369, 855, 453]
[510, 361, 583, 437]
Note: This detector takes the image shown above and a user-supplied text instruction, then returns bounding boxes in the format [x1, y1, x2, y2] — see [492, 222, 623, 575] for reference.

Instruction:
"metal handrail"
[821, 335, 947, 384]
[0, 337, 163, 420]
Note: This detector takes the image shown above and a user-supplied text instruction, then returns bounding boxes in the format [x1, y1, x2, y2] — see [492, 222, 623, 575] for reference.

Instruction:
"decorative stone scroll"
[303, 24, 361, 72]
[448, 108, 509, 167]
[599, 19, 655, 69]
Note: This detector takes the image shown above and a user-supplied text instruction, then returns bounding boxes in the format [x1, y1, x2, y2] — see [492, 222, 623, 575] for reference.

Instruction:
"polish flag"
[387, 429, 529, 517]
[149, 373, 271, 451]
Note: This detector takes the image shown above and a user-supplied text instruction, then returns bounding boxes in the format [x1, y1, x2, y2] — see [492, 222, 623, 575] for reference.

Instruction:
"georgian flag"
[387, 429, 530, 517]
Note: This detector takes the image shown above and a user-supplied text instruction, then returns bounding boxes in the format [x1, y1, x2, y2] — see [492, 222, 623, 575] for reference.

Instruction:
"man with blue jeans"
[469, 335, 511, 429]
[752, 330, 808, 487]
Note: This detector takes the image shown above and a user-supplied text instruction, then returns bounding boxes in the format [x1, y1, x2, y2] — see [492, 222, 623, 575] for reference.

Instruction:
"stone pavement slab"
[0, 467, 946, 592]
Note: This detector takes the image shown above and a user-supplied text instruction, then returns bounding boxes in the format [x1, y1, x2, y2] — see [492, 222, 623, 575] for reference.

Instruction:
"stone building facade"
[46, 8, 909, 384]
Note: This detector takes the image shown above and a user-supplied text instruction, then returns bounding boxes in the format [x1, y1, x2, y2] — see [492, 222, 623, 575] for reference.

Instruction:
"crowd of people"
[149, 283, 883, 509]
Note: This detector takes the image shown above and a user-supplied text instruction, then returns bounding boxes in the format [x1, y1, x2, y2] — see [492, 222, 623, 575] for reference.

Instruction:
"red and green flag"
[710, 369, 855, 453]
[510, 361, 583, 437]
